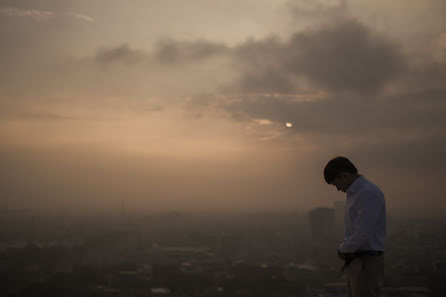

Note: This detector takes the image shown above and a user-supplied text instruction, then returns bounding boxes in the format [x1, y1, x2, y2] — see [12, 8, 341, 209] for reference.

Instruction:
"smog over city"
[1, 0, 446, 296]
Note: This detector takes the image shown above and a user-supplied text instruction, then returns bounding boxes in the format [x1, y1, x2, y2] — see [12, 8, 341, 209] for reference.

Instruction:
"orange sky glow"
[1, 0, 446, 215]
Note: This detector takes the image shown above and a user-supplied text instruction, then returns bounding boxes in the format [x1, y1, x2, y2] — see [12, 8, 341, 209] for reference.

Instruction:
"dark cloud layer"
[287, 20, 406, 93]
[171, 17, 445, 162]
[232, 20, 406, 94]
[222, 87, 446, 134]
[154, 39, 229, 64]
[92, 39, 230, 67]
[95, 44, 146, 65]
[186, 17, 444, 173]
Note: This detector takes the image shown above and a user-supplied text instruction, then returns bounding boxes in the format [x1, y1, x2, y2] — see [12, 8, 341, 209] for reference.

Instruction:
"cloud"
[93, 39, 229, 67]
[154, 39, 229, 64]
[0, 6, 94, 23]
[87, 18, 405, 99]
[287, 0, 347, 22]
[0, 7, 54, 20]
[95, 44, 146, 65]
[0, 3, 439, 142]
[287, 20, 406, 93]
[235, 70, 298, 94]
[222, 85, 446, 134]
[68, 12, 94, 23]
[229, 36, 299, 93]
[231, 19, 406, 94]
[401, 61, 446, 92]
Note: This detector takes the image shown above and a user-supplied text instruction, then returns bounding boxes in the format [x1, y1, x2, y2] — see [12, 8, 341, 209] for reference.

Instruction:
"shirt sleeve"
[338, 190, 383, 253]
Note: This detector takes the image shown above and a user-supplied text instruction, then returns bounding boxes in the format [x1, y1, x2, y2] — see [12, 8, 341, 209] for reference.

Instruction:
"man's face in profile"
[331, 173, 350, 193]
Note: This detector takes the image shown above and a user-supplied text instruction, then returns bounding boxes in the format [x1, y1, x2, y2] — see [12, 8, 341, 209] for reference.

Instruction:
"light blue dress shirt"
[339, 175, 386, 253]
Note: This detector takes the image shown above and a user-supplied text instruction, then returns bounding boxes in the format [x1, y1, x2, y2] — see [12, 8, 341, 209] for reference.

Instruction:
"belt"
[353, 250, 384, 257]
[339, 251, 384, 272]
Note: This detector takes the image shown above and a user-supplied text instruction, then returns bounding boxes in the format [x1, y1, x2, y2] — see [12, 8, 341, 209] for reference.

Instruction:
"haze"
[1, 0, 446, 215]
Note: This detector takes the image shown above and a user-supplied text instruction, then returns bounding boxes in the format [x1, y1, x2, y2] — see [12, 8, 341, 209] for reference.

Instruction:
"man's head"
[324, 157, 359, 192]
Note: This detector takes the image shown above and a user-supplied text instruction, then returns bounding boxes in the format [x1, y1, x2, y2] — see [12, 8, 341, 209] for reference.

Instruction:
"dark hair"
[324, 157, 358, 184]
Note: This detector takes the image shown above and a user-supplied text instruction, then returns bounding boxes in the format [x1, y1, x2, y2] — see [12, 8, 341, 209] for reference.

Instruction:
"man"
[324, 157, 386, 297]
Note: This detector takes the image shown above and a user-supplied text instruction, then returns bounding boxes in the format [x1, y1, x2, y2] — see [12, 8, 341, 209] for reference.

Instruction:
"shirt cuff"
[338, 242, 349, 253]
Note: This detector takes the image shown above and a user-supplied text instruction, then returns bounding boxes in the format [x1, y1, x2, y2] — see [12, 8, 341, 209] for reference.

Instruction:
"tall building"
[308, 207, 335, 243]
[333, 200, 345, 225]
[307, 207, 337, 266]
[333, 200, 345, 239]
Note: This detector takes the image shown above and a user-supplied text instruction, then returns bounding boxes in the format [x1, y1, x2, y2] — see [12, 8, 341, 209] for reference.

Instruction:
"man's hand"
[338, 250, 350, 261]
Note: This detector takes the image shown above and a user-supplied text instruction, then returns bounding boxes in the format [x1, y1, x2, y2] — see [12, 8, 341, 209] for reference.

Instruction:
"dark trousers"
[346, 255, 384, 297]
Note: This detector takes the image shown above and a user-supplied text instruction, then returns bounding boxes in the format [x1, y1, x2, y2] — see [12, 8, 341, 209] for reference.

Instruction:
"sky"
[1, 0, 446, 215]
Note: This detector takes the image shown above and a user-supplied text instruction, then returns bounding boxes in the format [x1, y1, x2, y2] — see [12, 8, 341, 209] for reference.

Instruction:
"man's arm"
[338, 190, 384, 253]
[338, 249, 349, 260]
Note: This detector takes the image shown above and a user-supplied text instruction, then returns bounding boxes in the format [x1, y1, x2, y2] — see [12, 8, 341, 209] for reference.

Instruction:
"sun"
[285, 122, 293, 128]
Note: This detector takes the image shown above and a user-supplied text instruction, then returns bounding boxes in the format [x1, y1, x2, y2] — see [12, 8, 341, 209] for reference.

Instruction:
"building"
[308, 208, 335, 243]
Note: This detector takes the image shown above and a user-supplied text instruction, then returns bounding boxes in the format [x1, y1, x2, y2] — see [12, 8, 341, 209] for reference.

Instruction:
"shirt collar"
[346, 175, 364, 195]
